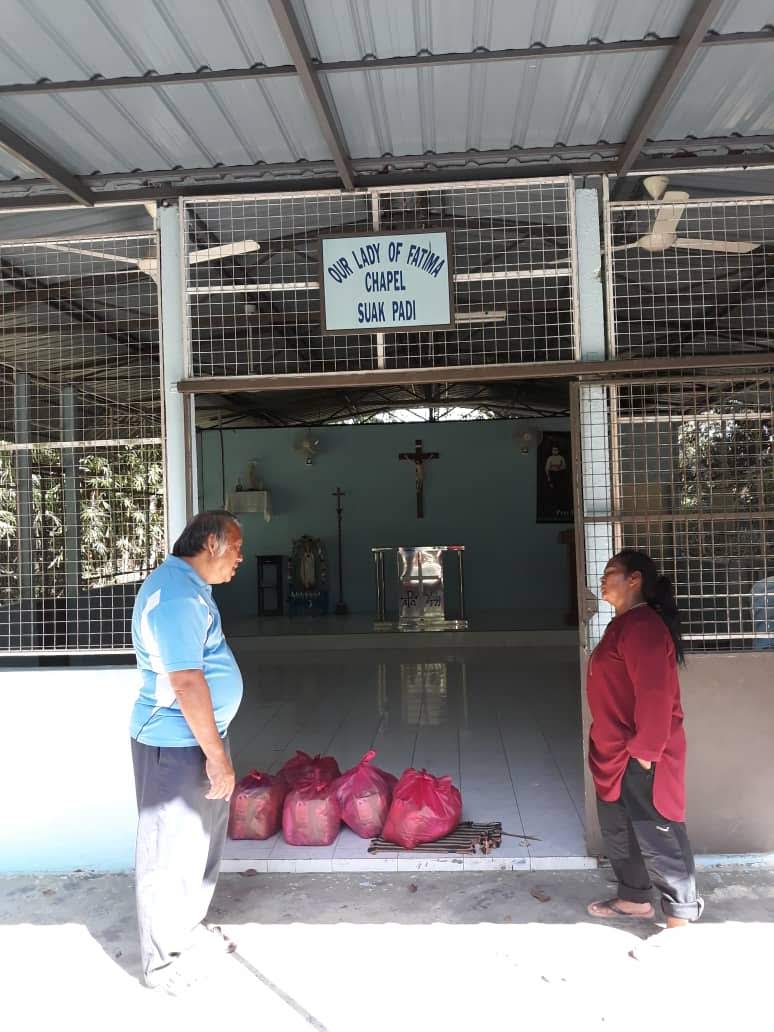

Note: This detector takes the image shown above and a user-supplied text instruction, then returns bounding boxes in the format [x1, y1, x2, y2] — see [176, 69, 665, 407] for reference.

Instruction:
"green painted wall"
[197, 419, 573, 622]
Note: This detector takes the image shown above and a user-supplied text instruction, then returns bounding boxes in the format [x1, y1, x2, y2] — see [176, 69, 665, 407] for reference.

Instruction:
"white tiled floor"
[225, 609, 579, 652]
[225, 642, 594, 873]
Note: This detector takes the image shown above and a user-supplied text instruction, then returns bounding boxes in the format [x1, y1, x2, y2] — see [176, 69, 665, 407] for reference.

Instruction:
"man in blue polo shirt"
[130, 510, 244, 993]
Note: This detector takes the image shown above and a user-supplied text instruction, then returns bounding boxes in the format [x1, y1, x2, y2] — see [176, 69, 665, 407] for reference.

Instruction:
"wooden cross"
[332, 487, 347, 614]
[399, 439, 439, 519]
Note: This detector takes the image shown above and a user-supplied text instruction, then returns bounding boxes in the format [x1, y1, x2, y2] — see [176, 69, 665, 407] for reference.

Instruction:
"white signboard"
[320, 230, 454, 334]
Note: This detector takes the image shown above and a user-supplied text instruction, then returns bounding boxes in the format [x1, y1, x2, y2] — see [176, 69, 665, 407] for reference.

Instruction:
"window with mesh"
[576, 376, 774, 651]
[183, 179, 577, 377]
[0, 232, 162, 654]
[605, 195, 774, 360]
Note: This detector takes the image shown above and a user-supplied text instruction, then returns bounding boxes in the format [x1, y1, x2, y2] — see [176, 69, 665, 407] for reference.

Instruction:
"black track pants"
[597, 758, 704, 921]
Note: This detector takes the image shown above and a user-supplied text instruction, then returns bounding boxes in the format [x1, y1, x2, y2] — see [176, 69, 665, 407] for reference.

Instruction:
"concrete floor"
[2, 867, 773, 1030]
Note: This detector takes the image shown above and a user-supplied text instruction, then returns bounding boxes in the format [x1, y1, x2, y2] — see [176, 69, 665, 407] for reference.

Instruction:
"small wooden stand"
[256, 555, 283, 616]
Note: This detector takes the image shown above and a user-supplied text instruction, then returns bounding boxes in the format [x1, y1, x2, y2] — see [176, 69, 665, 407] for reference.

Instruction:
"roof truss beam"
[616, 0, 726, 180]
[9, 133, 760, 188]
[0, 29, 770, 96]
[267, 0, 354, 190]
[0, 141, 773, 209]
[0, 118, 94, 205]
[178, 352, 774, 396]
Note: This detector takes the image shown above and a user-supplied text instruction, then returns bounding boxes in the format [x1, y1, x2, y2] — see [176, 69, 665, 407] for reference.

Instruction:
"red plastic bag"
[334, 750, 398, 839]
[228, 770, 286, 840]
[282, 772, 342, 846]
[278, 750, 340, 789]
[381, 768, 462, 848]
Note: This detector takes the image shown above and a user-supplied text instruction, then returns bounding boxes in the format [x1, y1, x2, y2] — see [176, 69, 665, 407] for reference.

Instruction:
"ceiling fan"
[36, 238, 261, 280]
[607, 176, 760, 256]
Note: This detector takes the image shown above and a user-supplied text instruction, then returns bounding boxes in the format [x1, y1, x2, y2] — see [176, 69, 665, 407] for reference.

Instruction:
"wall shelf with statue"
[227, 489, 272, 521]
[226, 461, 272, 522]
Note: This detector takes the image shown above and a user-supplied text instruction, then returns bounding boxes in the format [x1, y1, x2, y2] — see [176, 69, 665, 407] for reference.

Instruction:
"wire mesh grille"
[606, 196, 774, 359]
[0, 232, 163, 654]
[183, 179, 577, 377]
[576, 376, 774, 651]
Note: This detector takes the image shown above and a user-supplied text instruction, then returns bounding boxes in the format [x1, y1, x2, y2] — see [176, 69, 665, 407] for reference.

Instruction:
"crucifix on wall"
[399, 439, 439, 519]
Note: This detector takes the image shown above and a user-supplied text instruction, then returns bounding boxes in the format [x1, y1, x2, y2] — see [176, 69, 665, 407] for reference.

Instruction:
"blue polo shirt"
[130, 555, 243, 746]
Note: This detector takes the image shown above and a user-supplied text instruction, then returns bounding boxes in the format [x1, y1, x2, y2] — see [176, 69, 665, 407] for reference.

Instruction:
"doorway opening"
[190, 378, 590, 871]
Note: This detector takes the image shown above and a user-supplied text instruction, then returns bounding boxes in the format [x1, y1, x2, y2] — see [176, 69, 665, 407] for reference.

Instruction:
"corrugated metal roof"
[648, 0, 774, 142]
[0, 0, 292, 79]
[657, 43, 774, 140]
[0, 0, 331, 174]
[0, 151, 37, 181]
[324, 52, 669, 158]
[0, 78, 330, 174]
[711, 0, 774, 33]
[0, 0, 768, 194]
[301, 0, 694, 59]
[307, 0, 772, 158]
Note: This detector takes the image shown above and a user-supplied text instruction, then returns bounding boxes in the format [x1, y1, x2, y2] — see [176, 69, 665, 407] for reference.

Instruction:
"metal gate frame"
[178, 176, 582, 389]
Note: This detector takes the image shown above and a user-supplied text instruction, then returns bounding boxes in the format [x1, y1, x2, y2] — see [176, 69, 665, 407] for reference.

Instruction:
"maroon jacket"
[586, 605, 687, 822]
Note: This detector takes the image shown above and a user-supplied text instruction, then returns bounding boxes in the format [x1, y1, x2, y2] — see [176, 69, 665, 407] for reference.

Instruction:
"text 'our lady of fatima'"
[326, 239, 447, 326]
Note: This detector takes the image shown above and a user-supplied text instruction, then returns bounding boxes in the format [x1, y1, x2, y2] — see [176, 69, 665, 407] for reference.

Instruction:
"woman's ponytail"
[613, 550, 685, 665]
[650, 574, 685, 665]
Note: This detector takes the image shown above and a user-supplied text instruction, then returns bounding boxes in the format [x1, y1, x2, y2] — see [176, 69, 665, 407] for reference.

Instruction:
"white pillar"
[574, 187, 614, 646]
[158, 201, 196, 549]
[578, 387, 615, 645]
[574, 188, 605, 362]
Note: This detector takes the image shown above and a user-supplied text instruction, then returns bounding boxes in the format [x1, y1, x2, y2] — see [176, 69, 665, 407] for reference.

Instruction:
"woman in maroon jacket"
[586, 549, 703, 927]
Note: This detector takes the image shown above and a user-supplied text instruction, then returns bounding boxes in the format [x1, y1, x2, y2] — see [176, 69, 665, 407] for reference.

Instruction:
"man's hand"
[635, 757, 653, 771]
[205, 752, 236, 800]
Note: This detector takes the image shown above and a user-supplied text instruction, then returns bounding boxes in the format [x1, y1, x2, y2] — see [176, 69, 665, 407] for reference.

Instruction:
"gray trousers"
[131, 737, 230, 986]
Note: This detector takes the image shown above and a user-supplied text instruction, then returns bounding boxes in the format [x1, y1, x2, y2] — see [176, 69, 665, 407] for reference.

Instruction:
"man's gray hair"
[172, 510, 240, 558]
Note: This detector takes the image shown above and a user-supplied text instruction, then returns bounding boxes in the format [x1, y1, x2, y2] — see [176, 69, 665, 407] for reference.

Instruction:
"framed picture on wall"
[536, 431, 574, 524]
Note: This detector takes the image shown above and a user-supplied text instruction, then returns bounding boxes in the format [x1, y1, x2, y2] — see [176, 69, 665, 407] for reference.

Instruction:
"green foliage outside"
[0, 444, 165, 602]
[677, 416, 774, 514]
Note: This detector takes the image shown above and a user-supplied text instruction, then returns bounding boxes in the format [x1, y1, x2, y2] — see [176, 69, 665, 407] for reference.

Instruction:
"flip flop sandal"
[587, 898, 655, 920]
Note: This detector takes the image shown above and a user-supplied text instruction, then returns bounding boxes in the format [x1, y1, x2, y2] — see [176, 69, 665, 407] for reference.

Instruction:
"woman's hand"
[634, 757, 652, 771]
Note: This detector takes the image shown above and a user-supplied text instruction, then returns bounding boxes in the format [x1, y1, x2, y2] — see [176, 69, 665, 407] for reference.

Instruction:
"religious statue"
[536, 432, 574, 524]
[247, 461, 263, 491]
[289, 536, 329, 615]
[398, 439, 439, 518]
[300, 540, 317, 589]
